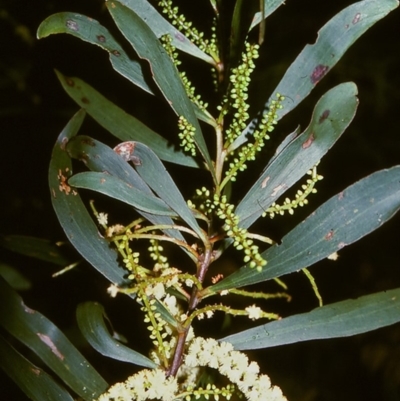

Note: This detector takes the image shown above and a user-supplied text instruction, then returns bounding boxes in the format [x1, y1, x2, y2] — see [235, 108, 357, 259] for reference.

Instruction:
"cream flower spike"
[96, 337, 287, 401]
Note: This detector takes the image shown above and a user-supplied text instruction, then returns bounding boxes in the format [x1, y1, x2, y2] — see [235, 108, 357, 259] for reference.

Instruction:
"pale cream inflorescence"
[96, 336, 287, 401]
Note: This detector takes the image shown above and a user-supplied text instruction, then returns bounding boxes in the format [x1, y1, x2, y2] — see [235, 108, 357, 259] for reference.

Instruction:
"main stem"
[167, 246, 213, 377]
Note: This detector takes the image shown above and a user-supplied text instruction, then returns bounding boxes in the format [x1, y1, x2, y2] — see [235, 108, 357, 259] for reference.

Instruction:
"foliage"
[1, 1, 400, 400]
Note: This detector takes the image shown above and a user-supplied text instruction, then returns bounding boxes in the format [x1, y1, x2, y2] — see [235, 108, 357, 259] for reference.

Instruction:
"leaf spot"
[325, 230, 334, 241]
[96, 35, 106, 43]
[66, 19, 79, 32]
[352, 13, 361, 24]
[175, 32, 185, 42]
[302, 133, 315, 149]
[37, 333, 65, 360]
[114, 141, 142, 165]
[271, 184, 284, 197]
[310, 64, 329, 84]
[318, 109, 330, 124]
[261, 176, 270, 189]
[81, 97, 90, 104]
[111, 49, 121, 57]
[65, 78, 75, 87]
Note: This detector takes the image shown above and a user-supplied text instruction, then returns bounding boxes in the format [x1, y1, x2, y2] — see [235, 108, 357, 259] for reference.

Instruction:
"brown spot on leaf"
[37, 333, 64, 360]
[319, 110, 330, 124]
[310, 64, 329, 84]
[65, 78, 75, 87]
[97, 35, 106, 43]
[325, 230, 334, 241]
[338, 191, 344, 200]
[112, 50, 121, 57]
[114, 141, 142, 165]
[58, 169, 72, 195]
[302, 133, 315, 149]
[81, 97, 90, 104]
[82, 138, 95, 146]
[338, 242, 346, 249]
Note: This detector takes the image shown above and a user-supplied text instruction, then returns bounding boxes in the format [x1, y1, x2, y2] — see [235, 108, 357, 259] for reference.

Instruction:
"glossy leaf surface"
[0, 277, 107, 400]
[76, 302, 157, 369]
[0, 335, 74, 401]
[236, 82, 358, 229]
[49, 110, 129, 285]
[106, 1, 215, 177]
[221, 288, 400, 349]
[210, 166, 400, 293]
[55, 71, 198, 168]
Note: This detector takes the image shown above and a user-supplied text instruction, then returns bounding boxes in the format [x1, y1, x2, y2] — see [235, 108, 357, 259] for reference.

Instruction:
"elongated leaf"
[66, 136, 185, 242]
[0, 263, 31, 291]
[37, 12, 152, 94]
[221, 288, 400, 350]
[116, 0, 214, 64]
[250, 0, 286, 30]
[129, 142, 205, 241]
[0, 235, 70, 266]
[76, 302, 157, 369]
[245, 0, 398, 137]
[49, 109, 129, 285]
[236, 82, 358, 229]
[55, 71, 198, 168]
[69, 172, 176, 217]
[209, 166, 400, 293]
[106, 1, 215, 178]
[0, 277, 108, 400]
[0, 335, 74, 401]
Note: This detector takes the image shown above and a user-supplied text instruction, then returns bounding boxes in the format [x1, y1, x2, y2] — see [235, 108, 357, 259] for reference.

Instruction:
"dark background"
[1, 1, 400, 400]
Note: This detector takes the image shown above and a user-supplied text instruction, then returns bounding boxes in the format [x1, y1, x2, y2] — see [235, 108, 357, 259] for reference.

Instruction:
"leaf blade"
[69, 172, 176, 217]
[76, 302, 157, 369]
[221, 288, 400, 350]
[236, 82, 358, 229]
[106, 1, 215, 177]
[210, 166, 400, 292]
[246, 0, 398, 133]
[116, 0, 214, 64]
[37, 12, 153, 94]
[0, 277, 108, 400]
[0, 335, 74, 401]
[49, 110, 129, 285]
[55, 71, 198, 168]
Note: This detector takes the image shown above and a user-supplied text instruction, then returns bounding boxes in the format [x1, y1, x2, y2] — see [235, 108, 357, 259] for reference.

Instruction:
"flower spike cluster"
[96, 337, 287, 401]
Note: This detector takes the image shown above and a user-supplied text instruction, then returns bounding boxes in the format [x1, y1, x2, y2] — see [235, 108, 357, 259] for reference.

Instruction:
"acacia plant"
[1, 1, 400, 400]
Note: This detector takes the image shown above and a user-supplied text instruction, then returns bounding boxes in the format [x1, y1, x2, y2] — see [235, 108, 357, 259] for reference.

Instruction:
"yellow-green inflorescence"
[158, 0, 219, 60]
[264, 164, 323, 218]
[222, 93, 285, 187]
[221, 42, 261, 146]
[213, 194, 267, 271]
[178, 116, 197, 156]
